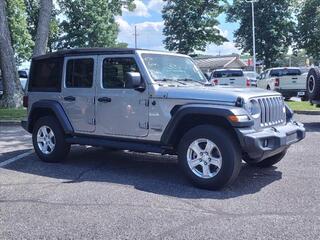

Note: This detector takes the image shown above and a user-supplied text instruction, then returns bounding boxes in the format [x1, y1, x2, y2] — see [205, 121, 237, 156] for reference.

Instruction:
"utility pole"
[133, 25, 138, 49]
[246, 0, 258, 73]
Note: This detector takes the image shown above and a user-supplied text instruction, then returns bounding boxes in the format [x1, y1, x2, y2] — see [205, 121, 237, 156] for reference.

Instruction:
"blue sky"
[117, 0, 241, 55]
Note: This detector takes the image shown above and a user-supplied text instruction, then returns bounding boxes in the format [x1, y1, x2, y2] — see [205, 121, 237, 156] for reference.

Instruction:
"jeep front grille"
[257, 96, 286, 127]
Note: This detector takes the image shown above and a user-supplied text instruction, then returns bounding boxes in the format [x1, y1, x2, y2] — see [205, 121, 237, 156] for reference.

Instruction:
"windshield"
[270, 68, 301, 77]
[141, 53, 207, 83]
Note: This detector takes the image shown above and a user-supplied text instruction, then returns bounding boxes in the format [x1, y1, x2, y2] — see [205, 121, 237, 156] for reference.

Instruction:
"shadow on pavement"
[3, 146, 282, 199]
[303, 122, 320, 132]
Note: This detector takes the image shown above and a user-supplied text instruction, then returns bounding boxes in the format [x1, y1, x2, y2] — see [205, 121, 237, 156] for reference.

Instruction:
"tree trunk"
[0, 0, 23, 108]
[33, 0, 53, 57]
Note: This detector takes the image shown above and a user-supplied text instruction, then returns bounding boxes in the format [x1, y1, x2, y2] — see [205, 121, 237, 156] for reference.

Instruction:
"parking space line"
[0, 150, 34, 167]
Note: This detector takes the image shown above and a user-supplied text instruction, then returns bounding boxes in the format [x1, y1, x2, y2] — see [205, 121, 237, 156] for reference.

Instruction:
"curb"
[294, 110, 320, 115]
[0, 120, 21, 126]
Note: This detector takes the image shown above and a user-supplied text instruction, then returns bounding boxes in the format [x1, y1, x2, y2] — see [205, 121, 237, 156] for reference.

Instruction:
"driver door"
[95, 56, 149, 138]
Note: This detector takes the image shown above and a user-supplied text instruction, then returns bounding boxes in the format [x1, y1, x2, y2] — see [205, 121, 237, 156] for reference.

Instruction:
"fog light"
[263, 139, 268, 147]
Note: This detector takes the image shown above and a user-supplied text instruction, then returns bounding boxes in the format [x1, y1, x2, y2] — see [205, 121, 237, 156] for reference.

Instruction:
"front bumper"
[237, 121, 305, 161]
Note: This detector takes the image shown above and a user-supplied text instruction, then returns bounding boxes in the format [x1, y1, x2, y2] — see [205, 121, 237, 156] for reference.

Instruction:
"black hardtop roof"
[32, 48, 146, 61]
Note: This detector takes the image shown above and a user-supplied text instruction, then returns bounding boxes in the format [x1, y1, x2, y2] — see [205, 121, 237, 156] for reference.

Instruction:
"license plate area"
[297, 91, 305, 96]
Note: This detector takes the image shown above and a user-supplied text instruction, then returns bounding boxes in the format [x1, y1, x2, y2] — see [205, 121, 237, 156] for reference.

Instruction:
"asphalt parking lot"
[0, 114, 319, 240]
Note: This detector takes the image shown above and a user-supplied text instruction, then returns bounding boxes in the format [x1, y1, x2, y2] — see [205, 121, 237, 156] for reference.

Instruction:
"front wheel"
[178, 125, 241, 190]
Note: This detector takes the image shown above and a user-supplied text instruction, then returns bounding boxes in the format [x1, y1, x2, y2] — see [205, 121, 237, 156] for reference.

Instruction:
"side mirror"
[125, 72, 145, 92]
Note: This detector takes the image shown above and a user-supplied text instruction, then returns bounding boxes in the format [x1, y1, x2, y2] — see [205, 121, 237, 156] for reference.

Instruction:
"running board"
[65, 136, 167, 154]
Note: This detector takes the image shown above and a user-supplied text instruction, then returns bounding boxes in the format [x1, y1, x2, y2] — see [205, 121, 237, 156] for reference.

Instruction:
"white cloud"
[116, 17, 164, 49]
[205, 42, 241, 56]
[147, 0, 164, 13]
[123, 0, 150, 17]
[116, 16, 241, 55]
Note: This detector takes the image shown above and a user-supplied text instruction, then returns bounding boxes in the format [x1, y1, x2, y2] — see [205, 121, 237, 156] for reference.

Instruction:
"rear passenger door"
[61, 56, 96, 133]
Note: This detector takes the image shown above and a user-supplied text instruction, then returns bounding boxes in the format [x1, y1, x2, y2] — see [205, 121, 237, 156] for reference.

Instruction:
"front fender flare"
[160, 104, 253, 145]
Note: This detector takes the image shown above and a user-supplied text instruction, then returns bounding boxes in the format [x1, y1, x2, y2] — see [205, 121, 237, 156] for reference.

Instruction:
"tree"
[162, 0, 227, 55]
[227, 0, 295, 68]
[296, 0, 320, 65]
[58, 0, 134, 49]
[7, 0, 34, 64]
[0, 0, 24, 108]
[24, 0, 61, 52]
[33, 0, 53, 57]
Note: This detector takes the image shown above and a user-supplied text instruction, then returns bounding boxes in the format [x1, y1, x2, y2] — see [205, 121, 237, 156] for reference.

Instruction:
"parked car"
[244, 71, 259, 87]
[18, 69, 28, 90]
[21, 48, 305, 190]
[209, 69, 252, 88]
[257, 67, 307, 100]
[0, 69, 28, 98]
[306, 67, 320, 105]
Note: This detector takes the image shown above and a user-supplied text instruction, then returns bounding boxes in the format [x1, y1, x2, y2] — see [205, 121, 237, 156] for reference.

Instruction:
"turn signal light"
[275, 78, 280, 87]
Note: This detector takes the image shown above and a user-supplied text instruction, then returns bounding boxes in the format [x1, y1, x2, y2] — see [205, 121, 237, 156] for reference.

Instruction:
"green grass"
[0, 108, 27, 121]
[286, 101, 320, 111]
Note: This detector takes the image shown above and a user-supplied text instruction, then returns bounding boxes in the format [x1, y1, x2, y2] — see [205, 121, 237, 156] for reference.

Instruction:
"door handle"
[98, 97, 112, 103]
[64, 96, 76, 102]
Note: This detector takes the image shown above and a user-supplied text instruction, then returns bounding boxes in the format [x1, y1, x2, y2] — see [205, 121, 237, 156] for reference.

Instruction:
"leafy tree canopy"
[58, 0, 134, 49]
[227, 0, 295, 68]
[296, 0, 320, 64]
[162, 0, 227, 55]
[6, 0, 34, 64]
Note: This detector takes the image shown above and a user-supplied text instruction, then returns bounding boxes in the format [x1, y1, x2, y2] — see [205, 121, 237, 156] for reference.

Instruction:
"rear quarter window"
[28, 57, 63, 92]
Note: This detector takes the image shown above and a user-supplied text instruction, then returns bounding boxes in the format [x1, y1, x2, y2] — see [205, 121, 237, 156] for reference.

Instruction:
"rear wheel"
[178, 125, 241, 190]
[32, 116, 70, 163]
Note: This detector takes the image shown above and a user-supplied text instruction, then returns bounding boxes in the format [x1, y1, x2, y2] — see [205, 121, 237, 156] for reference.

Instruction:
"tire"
[178, 125, 241, 190]
[245, 149, 287, 168]
[32, 116, 70, 163]
[307, 68, 320, 100]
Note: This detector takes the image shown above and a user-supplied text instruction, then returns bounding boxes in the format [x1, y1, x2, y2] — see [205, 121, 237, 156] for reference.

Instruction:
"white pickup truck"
[257, 67, 306, 100]
[209, 69, 252, 88]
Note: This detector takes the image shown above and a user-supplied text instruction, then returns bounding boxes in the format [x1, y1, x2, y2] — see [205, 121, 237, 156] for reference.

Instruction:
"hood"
[153, 85, 281, 104]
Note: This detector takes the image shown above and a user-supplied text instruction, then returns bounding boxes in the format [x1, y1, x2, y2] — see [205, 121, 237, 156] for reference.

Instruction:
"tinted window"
[29, 58, 63, 92]
[103, 58, 139, 89]
[18, 70, 28, 79]
[66, 59, 94, 88]
[270, 68, 301, 77]
[212, 70, 244, 78]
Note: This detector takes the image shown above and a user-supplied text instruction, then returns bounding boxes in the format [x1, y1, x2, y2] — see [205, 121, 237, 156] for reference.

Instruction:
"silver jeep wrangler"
[22, 48, 305, 190]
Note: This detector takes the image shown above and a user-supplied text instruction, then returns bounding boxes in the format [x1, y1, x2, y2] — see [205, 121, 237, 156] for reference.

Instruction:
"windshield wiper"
[156, 78, 187, 85]
[178, 78, 212, 86]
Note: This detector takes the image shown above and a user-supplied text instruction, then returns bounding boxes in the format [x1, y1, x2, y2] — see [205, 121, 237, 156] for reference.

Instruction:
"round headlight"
[245, 99, 261, 118]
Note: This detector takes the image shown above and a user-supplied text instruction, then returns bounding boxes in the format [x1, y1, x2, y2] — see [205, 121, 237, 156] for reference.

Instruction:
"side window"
[103, 58, 140, 89]
[66, 58, 94, 88]
[29, 57, 63, 92]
